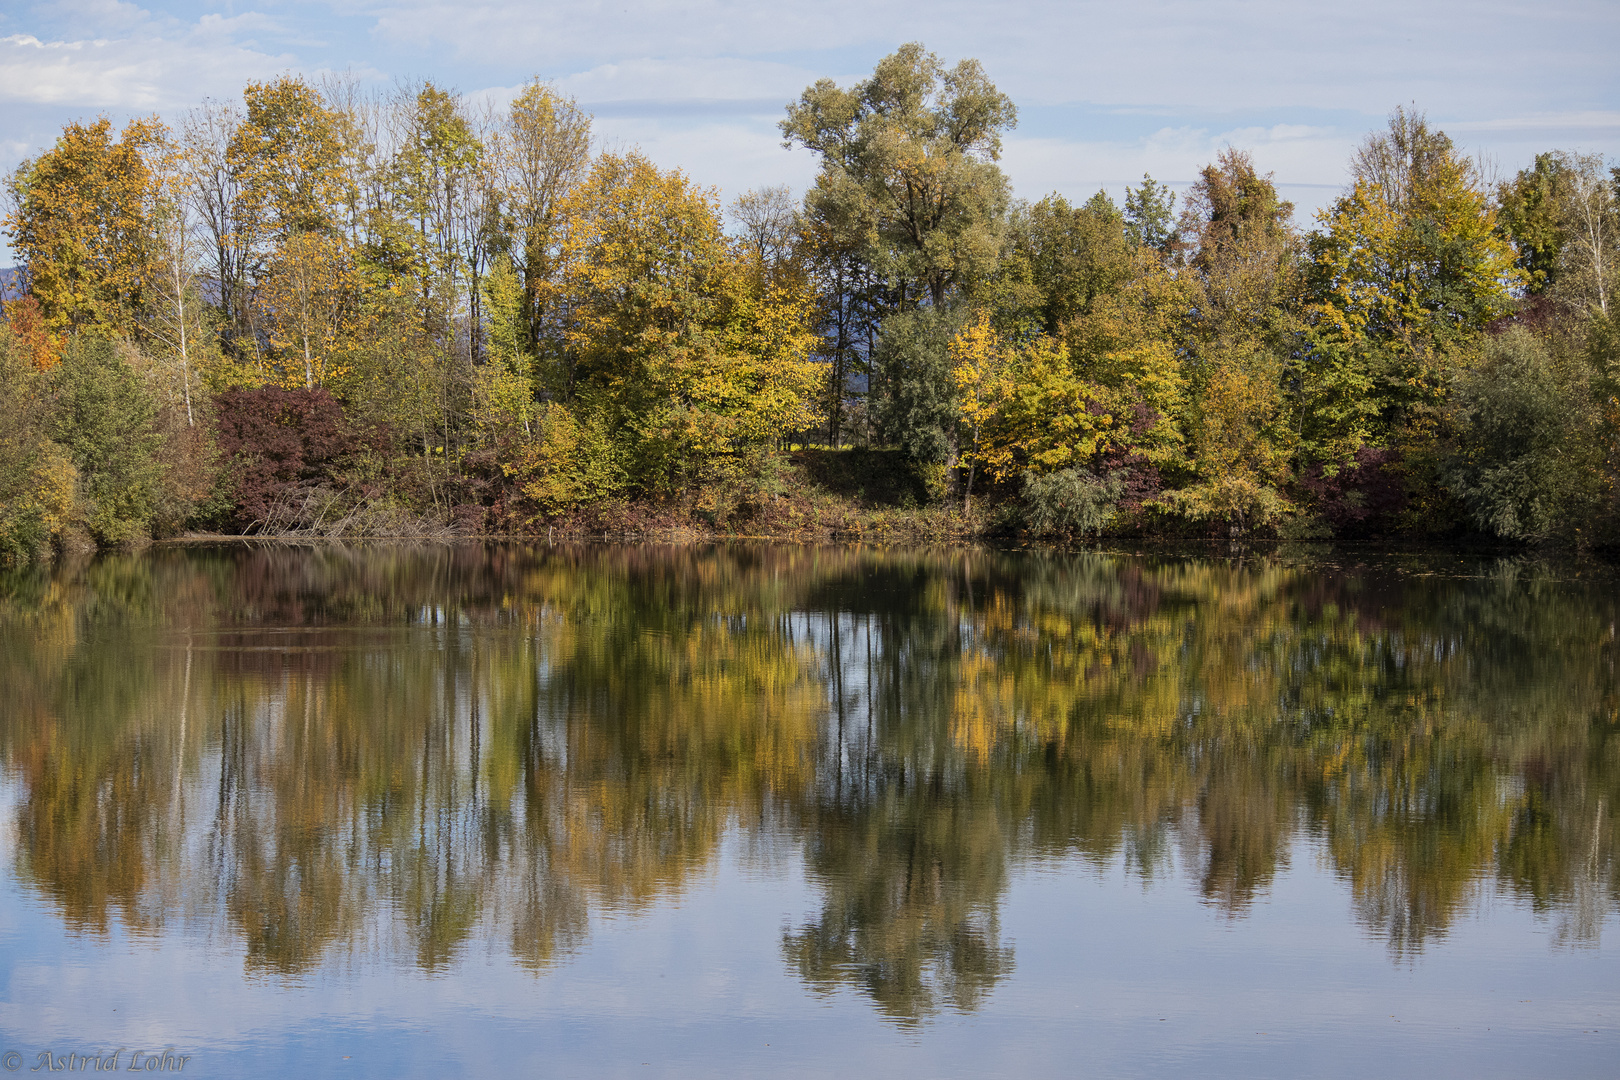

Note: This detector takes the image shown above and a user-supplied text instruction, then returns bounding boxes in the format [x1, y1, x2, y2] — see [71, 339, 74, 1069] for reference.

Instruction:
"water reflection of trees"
[0, 545, 1615, 1017]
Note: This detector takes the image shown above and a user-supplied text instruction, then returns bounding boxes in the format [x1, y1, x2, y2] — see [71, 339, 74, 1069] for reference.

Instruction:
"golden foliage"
[259, 230, 359, 390]
[545, 152, 822, 485]
[4, 116, 167, 335]
[506, 401, 623, 516]
[227, 77, 347, 243]
[1, 295, 62, 371]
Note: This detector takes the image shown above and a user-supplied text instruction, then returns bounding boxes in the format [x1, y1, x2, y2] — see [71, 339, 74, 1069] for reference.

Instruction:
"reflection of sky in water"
[0, 545, 1617, 1076]
[2, 818, 1616, 1078]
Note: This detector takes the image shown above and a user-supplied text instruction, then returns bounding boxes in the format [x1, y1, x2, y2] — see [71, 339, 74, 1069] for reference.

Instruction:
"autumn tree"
[50, 336, 164, 544]
[1180, 149, 1294, 282]
[1553, 152, 1618, 319]
[541, 152, 822, 491]
[1305, 108, 1523, 474]
[1496, 153, 1570, 296]
[782, 42, 1015, 311]
[1, 295, 61, 371]
[798, 184, 884, 447]
[1046, 193, 1193, 499]
[947, 310, 1011, 507]
[873, 306, 968, 489]
[261, 230, 357, 391]
[1444, 326, 1603, 540]
[1166, 150, 1301, 531]
[473, 259, 538, 440]
[314, 71, 389, 250]
[0, 327, 74, 561]
[950, 318, 1116, 498]
[1124, 174, 1180, 257]
[1009, 192, 1136, 336]
[386, 83, 481, 328]
[180, 99, 252, 346]
[368, 80, 498, 473]
[220, 76, 351, 383]
[784, 44, 1015, 476]
[730, 185, 800, 275]
[146, 156, 211, 423]
[976, 188, 1193, 523]
[499, 81, 592, 352]
[229, 77, 347, 244]
[4, 117, 167, 336]
[1314, 108, 1522, 342]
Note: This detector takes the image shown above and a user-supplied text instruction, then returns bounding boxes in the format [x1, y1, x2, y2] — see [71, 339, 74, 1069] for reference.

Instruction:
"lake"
[0, 543, 1615, 1078]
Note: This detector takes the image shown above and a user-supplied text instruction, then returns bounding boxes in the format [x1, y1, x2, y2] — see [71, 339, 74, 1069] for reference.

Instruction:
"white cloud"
[589, 116, 819, 208]
[556, 57, 823, 106]
[1443, 111, 1620, 135]
[345, 0, 1617, 118]
[193, 11, 328, 50]
[354, 0, 884, 67]
[469, 56, 827, 122]
[26, 0, 154, 36]
[0, 30, 295, 111]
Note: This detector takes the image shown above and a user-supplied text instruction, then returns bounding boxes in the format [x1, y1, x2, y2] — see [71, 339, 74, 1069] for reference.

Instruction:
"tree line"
[2, 43, 1617, 557]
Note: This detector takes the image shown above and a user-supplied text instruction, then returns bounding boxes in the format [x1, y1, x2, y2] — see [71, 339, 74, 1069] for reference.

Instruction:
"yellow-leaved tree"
[4, 116, 167, 337]
[951, 313, 1112, 498]
[1305, 109, 1524, 463]
[534, 151, 822, 498]
[228, 77, 346, 245]
[1159, 150, 1300, 532]
[474, 259, 537, 440]
[260, 230, 358, 390]
[1062, 247, 1191, 473]
[949, 311, 1012, 508]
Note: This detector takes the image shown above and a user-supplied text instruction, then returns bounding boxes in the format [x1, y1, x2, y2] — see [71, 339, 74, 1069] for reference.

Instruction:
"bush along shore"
[4, 43, 1620, 562]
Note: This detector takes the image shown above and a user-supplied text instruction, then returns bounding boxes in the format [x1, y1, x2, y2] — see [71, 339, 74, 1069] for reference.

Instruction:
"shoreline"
[150, 528, 1619, 568]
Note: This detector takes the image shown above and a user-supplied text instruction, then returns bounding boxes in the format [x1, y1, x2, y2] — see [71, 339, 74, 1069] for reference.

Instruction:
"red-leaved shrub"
[213, 388, 356, 531]
[1297, 446, 1406, 535]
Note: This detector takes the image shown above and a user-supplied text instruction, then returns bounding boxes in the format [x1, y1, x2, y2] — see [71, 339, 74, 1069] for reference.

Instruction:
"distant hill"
[0, 267, 18, 301]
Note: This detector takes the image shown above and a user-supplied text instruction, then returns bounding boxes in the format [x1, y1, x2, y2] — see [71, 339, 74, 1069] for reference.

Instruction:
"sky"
[1, 0, 1618, 263]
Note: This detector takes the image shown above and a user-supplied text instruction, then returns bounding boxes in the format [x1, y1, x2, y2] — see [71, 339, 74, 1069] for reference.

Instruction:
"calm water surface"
[0, 543, 1616, 1077]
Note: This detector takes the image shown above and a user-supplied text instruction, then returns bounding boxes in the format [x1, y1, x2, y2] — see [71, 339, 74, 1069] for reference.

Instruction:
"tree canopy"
[2, 59, 1618, 555]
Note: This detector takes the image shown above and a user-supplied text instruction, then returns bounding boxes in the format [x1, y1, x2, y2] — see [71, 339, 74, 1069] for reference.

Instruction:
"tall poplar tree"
[499, 81, 592, 352]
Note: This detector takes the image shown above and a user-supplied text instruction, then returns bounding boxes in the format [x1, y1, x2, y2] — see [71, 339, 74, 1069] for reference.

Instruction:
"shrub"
[505, 402, 625, 519]
[212, 387, 356, 532]
[1297, 445, 1405, 536]
[50, 336, 163, 545]
[1021, 468, 1125, 539]
[0, 329, 74, 561]
[875, 308, 967, 483]
[1154, 474, 1290, 536]
[1444, 327, 1600, 541]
